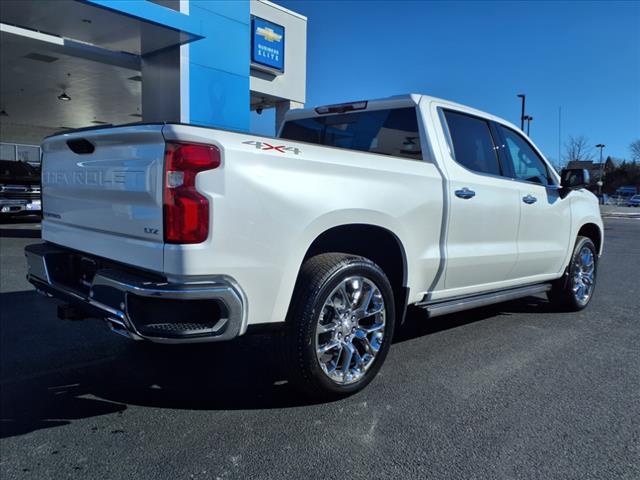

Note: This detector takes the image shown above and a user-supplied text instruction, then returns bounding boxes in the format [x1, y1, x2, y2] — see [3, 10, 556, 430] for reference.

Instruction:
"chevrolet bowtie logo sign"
[256, 26, 283, 43]
[252, 17, 285, 72]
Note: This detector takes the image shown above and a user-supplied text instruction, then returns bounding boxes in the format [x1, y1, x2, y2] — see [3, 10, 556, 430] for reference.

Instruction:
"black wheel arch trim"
[298, 223, 409, 323]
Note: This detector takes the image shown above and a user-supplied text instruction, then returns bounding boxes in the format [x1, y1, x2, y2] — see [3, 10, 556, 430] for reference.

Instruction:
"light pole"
[517, 94, 526, 131]
[524, 115, 533, 136]
[596, 143, 605, 197]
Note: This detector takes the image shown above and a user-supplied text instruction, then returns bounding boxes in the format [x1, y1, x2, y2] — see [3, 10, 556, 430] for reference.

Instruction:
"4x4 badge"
[242, 140, 300, 155]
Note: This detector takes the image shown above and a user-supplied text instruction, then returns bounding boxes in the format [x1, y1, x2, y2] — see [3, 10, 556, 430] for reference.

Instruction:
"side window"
[444, 110, 501, 176]
[499, 125, 551, 185]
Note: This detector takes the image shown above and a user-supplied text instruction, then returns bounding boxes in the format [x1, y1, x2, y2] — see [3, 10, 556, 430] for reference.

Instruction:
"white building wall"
[249, 0, 307, 107]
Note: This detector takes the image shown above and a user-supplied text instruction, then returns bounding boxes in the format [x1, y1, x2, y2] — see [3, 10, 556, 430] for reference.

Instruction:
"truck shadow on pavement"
[0, 219, 41, 238]
[0, 289, 554, 439]
[0, 227, 41, 239]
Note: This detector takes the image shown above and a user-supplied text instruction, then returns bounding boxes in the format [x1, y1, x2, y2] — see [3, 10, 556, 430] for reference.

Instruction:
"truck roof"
[283, 93, 520, 132]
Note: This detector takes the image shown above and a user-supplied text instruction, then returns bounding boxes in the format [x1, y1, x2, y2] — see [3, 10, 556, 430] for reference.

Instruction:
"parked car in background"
[613, 186, 638, 205]
[627, 194, 640, 207]
[0, 160, 41, 219]
[606, 195, 628, 206]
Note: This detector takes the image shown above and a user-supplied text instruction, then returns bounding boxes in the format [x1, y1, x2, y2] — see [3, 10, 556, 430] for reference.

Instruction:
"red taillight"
[164, 142, 220, 244]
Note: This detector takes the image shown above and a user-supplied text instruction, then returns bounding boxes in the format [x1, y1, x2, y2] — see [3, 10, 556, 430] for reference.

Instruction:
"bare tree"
[630, 139, 640, 162]
[564, 136, 594, 163]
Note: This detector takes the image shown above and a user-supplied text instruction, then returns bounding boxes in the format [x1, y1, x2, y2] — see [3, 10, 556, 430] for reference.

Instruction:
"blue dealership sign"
[251, 17, 285, 72]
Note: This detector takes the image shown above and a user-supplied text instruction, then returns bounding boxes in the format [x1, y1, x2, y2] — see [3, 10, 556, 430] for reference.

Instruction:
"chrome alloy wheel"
[315, 276, 386, 385]
[572, 246, 595, 303]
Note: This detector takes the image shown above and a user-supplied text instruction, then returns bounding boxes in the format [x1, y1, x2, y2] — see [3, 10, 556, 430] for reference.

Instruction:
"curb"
[601, 214, 640, 219]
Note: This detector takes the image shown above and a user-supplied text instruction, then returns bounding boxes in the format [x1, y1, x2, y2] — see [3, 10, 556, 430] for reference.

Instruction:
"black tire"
[547, 236, 598, 311]
[283, 253, 395, 399]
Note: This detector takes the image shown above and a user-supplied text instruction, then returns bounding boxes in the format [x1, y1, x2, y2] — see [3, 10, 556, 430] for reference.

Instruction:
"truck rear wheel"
[547, 236, 598, 311]
[284, 253, 395, 398]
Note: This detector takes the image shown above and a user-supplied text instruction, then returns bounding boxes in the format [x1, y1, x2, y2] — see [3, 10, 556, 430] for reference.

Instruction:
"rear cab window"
[280, 107, 423, 160]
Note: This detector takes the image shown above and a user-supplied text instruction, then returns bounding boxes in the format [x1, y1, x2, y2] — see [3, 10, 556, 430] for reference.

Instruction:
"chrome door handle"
[455, 187, 476, 199]
[523, 194, 537, 204]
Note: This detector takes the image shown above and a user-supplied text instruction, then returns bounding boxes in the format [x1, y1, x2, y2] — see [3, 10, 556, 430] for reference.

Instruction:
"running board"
[417, 283, 552, 318]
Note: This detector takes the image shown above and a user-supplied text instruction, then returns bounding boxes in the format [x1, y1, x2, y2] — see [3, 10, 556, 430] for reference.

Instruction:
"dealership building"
[0, 0, 307, 161]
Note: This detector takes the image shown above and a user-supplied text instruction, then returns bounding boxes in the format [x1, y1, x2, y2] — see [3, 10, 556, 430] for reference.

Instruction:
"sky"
[251, 0, 640, 164]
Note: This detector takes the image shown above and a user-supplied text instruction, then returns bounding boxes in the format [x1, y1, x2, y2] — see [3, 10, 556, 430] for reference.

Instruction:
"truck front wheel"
[547, 236, 598, 311]
[284, 253, 395, 398]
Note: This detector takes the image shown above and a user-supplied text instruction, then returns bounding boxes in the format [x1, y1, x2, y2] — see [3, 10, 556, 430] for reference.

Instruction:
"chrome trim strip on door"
[422, 103, 451, 299]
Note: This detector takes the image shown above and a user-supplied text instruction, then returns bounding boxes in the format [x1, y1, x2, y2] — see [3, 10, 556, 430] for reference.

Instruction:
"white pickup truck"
[26, 94, 603, 397]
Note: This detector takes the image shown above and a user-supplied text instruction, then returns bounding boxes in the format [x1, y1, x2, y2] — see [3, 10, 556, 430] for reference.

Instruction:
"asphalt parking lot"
[1, 218, 639, 479]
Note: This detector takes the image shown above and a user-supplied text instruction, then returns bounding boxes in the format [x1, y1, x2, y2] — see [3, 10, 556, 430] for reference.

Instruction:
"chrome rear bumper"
[25, 243, 245, 343]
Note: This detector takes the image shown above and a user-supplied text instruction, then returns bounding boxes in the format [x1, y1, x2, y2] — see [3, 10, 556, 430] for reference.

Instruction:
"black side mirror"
[560, 168, 590, 191]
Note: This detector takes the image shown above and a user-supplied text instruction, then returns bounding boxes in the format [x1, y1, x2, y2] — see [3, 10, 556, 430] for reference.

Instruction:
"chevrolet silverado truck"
[25, 94, 603, 397]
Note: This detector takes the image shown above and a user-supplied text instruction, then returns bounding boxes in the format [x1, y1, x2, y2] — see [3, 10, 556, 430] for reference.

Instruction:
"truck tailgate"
[41, 125, 166, 272]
